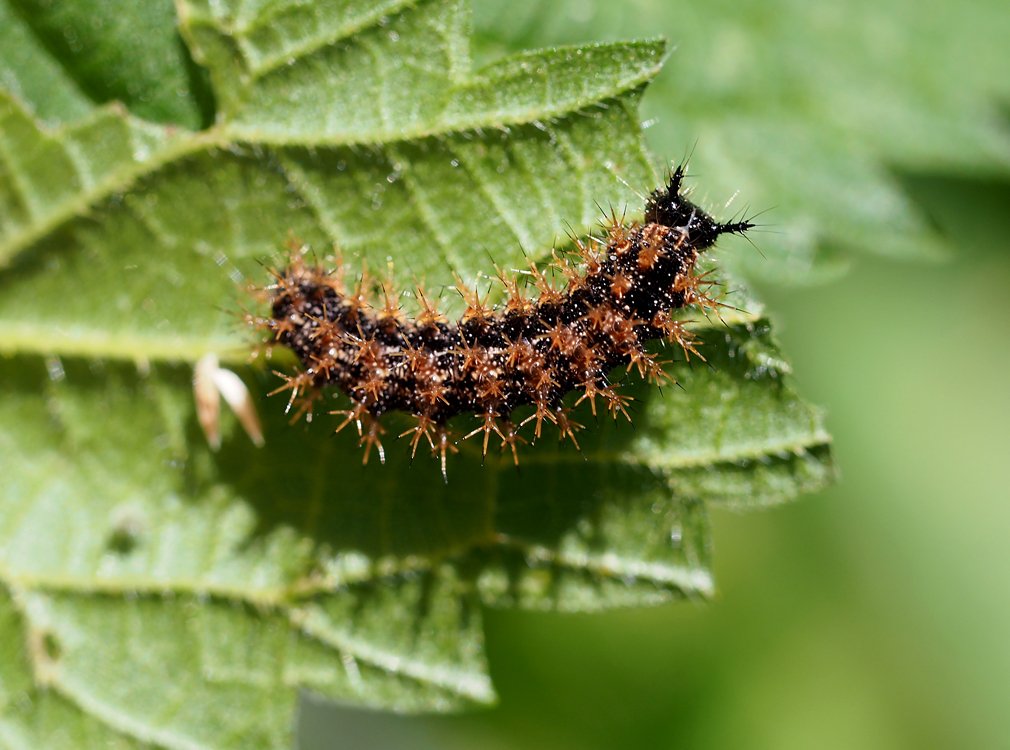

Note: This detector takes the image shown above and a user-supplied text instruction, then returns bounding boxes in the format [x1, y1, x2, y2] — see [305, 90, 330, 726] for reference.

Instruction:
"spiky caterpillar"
[253, 167, 752, 477]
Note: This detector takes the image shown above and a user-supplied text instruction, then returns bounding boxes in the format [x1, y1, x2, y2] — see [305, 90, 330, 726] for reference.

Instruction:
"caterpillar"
[251, 166, 752, 479]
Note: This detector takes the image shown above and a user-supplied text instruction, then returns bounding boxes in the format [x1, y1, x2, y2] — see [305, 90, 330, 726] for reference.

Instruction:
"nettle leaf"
[473, 0, 1010, 282]
[0, 0, 833, 746]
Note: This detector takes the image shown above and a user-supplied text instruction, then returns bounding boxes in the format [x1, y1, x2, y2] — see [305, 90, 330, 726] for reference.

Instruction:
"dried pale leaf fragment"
[193, 353, 265, 450]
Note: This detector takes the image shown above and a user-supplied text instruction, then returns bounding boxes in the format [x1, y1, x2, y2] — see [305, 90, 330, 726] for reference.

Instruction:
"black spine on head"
[644, 164, 754, 250]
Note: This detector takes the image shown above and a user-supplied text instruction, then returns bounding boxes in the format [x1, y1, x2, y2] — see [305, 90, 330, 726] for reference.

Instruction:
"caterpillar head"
[644, 165, 753, 250]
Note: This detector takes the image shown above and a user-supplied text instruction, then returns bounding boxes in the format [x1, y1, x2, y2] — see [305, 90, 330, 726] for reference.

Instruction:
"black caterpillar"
[252, 166, 752, 478]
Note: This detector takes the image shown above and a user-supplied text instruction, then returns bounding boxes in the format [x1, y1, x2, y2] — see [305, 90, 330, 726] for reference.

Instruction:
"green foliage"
[0, 0, 834, 746]
[474, 0, 1010, 282]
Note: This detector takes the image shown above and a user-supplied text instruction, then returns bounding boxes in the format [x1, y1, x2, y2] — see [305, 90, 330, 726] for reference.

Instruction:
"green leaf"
[472, 0, 1010, 282]
[0, 0, 213, 128]
[0, 0, 833, 745]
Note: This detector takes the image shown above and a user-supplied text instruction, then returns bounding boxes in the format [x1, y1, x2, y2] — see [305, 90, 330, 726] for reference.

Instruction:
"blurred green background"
[300, 1, 1010, 748]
